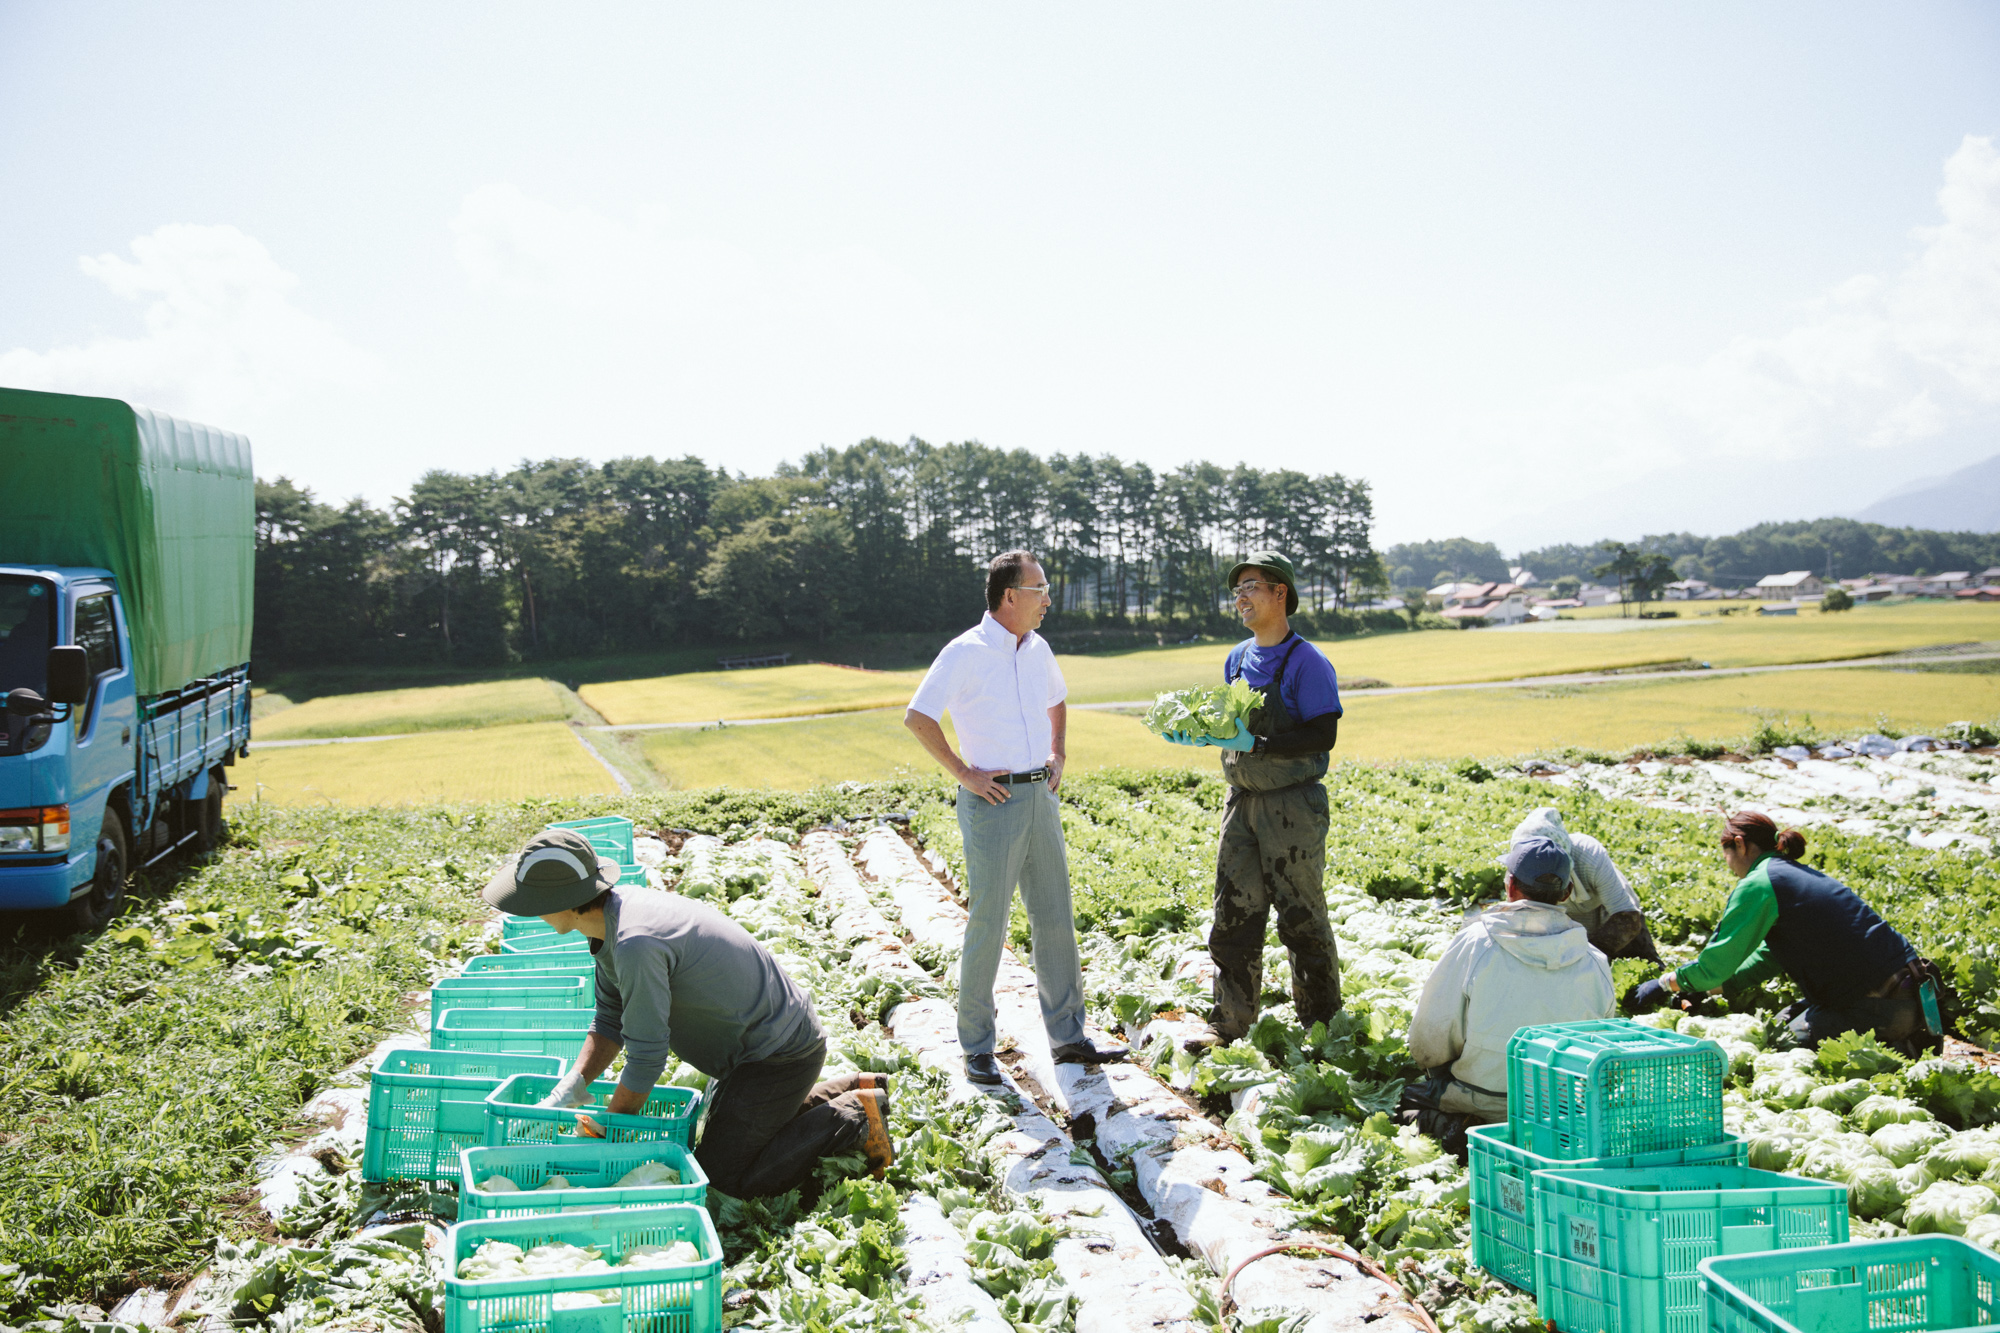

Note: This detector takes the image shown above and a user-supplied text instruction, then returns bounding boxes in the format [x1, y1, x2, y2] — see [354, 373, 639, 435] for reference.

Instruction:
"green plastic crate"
[549, 816, 637, 867]
[504, 916, 563, 940]
[460, 954, 597, 977]
[433, 1008, 595, 1060]
[1533, 1165, 1850, 1333]
[484, 1074, 701, 1149]
[1509, 1019, 1731, 1160]
[429, 977, 592, 1030]
[458, 1141, 706, 1221]
[1698, 1237, 2000, 1333]
[444, 1203, 720, 1333]
[1469, 1124, 1747, 1295]
[362, 1047, 567, 1183]
[617, 864, 649, 887]
[502, 936, 593, 956]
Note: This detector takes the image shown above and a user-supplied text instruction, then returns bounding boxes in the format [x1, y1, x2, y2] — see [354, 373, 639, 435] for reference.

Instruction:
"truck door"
[68, 587, 136, 825]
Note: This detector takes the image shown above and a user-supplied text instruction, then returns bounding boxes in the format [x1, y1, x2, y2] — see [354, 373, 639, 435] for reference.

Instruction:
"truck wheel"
[68, 807, 129, 933]
[194, 776, 226, 855]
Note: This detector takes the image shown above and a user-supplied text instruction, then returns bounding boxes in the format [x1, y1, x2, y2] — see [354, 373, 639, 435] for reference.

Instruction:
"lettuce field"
[5, 747, 2000, 1333]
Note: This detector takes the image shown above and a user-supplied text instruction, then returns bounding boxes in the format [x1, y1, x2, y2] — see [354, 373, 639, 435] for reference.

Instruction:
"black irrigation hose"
[1219, 1241, 1443, 1333]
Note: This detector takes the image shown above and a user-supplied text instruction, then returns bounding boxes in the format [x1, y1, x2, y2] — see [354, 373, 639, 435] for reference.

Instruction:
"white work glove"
[537, 1071, 593, 1109]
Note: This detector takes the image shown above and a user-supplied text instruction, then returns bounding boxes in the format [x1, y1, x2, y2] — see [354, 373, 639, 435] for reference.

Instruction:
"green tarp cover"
[0, 387, 254, 696]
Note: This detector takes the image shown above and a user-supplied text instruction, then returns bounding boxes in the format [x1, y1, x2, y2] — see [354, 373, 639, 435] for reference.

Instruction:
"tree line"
[253, 438, 1383, 669]
[1385, 519, 2000, 591]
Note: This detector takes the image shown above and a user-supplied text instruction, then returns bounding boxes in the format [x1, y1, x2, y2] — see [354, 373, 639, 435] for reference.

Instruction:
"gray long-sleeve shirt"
[589, 887, 825, 1094]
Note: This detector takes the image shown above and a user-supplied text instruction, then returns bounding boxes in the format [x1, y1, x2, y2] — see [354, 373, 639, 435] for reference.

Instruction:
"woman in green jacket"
[1632, 811, 1933, 1054]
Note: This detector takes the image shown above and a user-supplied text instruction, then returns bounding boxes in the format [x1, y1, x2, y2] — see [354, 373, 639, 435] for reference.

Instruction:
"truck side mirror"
[46, 646, 90, 705]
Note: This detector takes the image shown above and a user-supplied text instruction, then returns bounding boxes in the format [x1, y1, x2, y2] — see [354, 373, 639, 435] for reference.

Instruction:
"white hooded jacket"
[1407, 898, 1615, 1119]
[1510, 807, 1642, 934]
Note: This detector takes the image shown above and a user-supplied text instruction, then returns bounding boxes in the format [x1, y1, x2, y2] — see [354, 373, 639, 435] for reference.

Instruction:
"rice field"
[1334, 665, 2000, 761]
[230, 721, 620, 806]
[1058, 600, 2000, 701]
[253, 677, 571, 739]
[636, 707, 1206, 789]
[627, 663, 2000, 788]
[580, 662, 925, 725]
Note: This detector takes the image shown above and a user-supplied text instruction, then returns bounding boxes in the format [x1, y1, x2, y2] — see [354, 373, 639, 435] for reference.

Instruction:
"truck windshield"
[0, 577, 54, 697]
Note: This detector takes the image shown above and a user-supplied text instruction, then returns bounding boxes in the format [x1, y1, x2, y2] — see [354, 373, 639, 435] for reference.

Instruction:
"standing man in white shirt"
[904, 550, 1129, 1086]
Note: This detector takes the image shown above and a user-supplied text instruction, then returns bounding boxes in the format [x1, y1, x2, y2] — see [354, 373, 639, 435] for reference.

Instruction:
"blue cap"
[1502, 836, 1573, 898]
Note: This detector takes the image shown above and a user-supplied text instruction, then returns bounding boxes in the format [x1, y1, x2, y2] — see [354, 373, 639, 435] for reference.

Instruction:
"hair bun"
[1775, 828, 1807, 859]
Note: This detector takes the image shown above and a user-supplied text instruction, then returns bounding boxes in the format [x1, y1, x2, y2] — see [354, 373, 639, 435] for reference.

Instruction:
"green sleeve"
[1676, 863, 1780, 994]
[1719, 941, 1784, 994]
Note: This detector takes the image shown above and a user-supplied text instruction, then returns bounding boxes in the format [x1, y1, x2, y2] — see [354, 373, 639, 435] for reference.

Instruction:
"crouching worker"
[483, 828, 894, 1197]
[1402, 836, 1615, 1158]
[1631, 813, 1940, 1056]
[1510, 807, 1662, 962]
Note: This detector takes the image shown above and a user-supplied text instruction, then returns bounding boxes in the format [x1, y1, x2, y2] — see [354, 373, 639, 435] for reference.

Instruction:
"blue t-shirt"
[1224, 633, 1342, 725]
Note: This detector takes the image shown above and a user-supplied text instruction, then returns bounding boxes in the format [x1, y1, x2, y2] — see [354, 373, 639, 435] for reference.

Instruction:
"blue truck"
[0, 387, 255, 929]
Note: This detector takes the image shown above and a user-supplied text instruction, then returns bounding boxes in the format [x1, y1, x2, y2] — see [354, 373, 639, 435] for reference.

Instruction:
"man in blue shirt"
[1184, 551, 1345, 1046]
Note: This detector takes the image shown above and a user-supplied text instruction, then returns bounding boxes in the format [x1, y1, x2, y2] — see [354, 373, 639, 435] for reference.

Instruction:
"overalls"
[1210, 636, 1342, 1040]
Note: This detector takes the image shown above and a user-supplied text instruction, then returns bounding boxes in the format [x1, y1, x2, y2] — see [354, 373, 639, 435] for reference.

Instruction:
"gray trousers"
[955, 782, 1087, 1055]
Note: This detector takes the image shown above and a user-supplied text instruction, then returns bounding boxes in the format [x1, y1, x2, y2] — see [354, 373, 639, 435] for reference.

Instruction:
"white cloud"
[1517, 135, 2000, 501]
[0, 224, 380, 423]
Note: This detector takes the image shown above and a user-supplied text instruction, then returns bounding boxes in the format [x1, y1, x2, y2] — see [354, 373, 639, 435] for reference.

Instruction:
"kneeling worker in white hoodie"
[1403, 836, 1614, 1155]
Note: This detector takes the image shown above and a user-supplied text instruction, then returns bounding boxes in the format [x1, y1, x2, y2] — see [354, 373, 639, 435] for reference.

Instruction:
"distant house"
[1754, 571, 1825, 600]
[1425, 580, 1487, 608]
[1663, 579, 1717, 601]
[1850, 584, 1900, 602]
[1440, 582, 1531, 626]
[1980, 567, 2000, 587]
[1508, 567, 1540, 587]
[1574, 583, 1621, 606]
[1918, 571, 1972, 595]
[1956, 587, 2000, 603]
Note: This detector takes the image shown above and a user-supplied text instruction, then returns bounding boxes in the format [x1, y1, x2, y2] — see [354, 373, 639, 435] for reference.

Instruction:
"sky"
[2, 3, 1998, 549]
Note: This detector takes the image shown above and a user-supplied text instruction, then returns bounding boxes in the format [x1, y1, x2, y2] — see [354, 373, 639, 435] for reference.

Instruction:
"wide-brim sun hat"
[483, 827, 618, 916]
[1225, 550, 1300, 616]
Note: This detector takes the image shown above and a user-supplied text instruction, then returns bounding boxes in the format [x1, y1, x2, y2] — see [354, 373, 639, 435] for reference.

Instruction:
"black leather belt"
[995, 768, 1048, 785]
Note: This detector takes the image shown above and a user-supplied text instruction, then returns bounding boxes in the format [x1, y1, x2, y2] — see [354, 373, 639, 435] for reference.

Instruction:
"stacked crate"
[352, 816, 720, 1333]
[1470, 1019, 1851, 1333]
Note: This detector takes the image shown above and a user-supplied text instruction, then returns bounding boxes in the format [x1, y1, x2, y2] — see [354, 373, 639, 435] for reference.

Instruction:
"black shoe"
[964, 1053, 1004, 1085]
[1051, 1039, 1129, 1065]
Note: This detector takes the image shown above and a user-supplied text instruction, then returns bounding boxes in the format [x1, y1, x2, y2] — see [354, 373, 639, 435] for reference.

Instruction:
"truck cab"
[0, 564, 246, 927]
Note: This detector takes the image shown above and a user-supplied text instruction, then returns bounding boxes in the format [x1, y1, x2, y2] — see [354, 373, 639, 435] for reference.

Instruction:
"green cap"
[1225, 551, 1299, 615]
[483, 827, 618, 916]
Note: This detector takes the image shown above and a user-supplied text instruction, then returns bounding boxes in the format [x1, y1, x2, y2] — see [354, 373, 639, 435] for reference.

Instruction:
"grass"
[0, 800, 540, 1311]
[234, 722, 621, 806]
[582, 663, 926, 726]
[254, 678, 571, 739]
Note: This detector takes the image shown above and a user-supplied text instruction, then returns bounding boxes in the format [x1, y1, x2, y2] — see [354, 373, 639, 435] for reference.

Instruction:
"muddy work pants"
[1210, 781, 1341, 1041]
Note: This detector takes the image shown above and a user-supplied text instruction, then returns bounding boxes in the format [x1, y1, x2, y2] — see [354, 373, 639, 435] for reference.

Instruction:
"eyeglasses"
[1233, 580, 1279, 597]
[1009, 584, 1051, 598]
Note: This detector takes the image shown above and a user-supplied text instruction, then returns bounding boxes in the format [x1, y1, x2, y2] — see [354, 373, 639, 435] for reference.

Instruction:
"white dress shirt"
[908, 612, 1067, 773]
